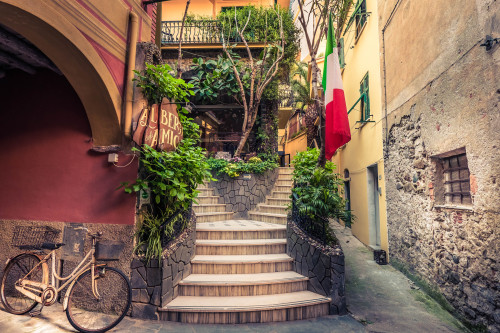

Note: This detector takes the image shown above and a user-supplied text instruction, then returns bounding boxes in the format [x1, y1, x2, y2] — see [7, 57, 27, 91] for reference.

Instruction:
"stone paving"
[0, 220, 469, 333]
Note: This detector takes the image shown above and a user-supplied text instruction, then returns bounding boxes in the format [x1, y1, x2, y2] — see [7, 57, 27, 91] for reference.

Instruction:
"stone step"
[196, 212, 234, 223]
[191, 254, 293, 274]
[178, 272, 308, 296]
[257, 204, 288, 215]
[248, 212, 287, 225]
[266, 197, 291, 206]
[192, 204, 227, 214]
[277, 174, 293, 181]
[274, 185, 292, 192]
[195, 196, 221, 204]
[197, 188, 215, 196]
[196, 220, 286, 240]
[159, 291, 331, 324]
[197, 183, 209, 189]
[276, 179, 293, 186]
[195, 239, 287, 255]
[270, 191, 291, 199]
[278, 167, 294, 175]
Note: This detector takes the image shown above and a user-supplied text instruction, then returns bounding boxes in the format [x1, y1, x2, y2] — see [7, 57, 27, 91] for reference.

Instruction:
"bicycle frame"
[14, 237, 105, 310]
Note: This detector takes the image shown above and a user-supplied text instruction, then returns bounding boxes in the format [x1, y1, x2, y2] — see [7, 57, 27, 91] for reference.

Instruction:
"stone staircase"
[192, 184, 233, 223]
[248, 167, 293, 225]
[159, 167, 331, 324]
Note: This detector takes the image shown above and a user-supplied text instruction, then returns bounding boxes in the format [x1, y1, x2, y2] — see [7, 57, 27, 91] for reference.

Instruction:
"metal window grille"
[443, 153, 471, 205]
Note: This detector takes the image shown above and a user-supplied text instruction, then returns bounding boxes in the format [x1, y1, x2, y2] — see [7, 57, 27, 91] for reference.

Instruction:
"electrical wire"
[113, 154, 137, 168]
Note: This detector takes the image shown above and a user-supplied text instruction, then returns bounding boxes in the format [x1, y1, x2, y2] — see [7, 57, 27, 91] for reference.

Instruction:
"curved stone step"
[197, 188, 215, 196]
[196, 239, 286, 255]
[191, 254, 293, 274]
[159, 291, 331, 324]
[179, 272, 308, 296]
[248, 211, 287, 225]
[276, 179, 293, 186]
[192, 204, 227, 214]
[274, 185, 292, 192]
[257, 204, 288, 214]
[196, 212, 233, 223]
[271, 191, 291, 199]
[195, 196, 221, 204]
[266, 197, 291, 206]
[196, 220, 286, 240]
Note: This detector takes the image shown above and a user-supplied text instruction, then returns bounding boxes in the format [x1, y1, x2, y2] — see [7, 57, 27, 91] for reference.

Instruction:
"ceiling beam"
[0, 26, 60, 74]
[0, 50, 36, 74]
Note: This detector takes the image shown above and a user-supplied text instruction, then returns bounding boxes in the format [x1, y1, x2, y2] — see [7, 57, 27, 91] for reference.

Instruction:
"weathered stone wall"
[380, 1, 499, 331]
[287, 219, 346, 315]
[208, 169, 279, 218]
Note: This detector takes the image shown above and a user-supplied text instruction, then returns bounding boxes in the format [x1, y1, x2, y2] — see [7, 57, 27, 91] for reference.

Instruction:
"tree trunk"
[234, 128, 252, 157]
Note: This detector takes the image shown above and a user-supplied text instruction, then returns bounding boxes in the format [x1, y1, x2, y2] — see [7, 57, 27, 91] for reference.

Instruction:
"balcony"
[161, 20, 266, 49]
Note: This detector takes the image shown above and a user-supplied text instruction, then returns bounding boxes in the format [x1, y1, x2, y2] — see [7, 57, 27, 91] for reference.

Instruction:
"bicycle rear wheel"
[66, 266, 131, 333]
[1, 253, 46, 314]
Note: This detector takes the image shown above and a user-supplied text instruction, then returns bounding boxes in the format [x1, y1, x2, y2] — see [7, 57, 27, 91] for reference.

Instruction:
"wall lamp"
[480, 35, 499, 51]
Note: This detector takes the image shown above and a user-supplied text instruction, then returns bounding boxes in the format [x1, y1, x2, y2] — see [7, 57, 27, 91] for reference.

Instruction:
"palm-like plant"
[290, 62, 312, 111]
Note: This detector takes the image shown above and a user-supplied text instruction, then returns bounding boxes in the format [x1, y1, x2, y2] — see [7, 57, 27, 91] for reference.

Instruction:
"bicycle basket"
[11, 226, 61, 249]
[95, 240, 125, 261]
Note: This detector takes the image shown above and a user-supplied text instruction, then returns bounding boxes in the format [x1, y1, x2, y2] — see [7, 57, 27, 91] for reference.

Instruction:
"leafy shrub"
[291, 148, 353, 245]
[206, 157, 278, 178]
[248, 156, 262, 163]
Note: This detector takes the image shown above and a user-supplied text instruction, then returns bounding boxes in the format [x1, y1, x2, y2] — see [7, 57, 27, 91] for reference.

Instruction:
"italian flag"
[322, 15, 351, 160]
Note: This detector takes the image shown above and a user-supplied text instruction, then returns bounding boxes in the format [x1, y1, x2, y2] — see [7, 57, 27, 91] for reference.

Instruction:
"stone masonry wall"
[208, 169, 278, 218]
[130, 213, 196, 319]
[287, 219, 346, 315]
[385, 114, 499, 331]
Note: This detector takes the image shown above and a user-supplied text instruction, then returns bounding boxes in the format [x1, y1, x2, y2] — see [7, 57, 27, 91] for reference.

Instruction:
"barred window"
[434, 148, 471, 206]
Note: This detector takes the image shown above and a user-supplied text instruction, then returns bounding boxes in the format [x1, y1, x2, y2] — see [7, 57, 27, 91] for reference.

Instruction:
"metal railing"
[291, 189, 329, 244]
[161, 20, 250, 44]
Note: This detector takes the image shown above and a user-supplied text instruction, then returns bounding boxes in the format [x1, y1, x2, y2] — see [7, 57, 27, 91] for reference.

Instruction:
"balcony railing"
[161, 20, 249, 45]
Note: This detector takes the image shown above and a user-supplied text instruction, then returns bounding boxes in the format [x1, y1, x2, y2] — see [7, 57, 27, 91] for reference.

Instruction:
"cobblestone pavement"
[0, 222, 468, 333]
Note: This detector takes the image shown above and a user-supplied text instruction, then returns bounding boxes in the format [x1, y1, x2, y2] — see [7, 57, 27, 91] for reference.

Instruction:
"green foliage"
[133, 63, 194, 105]
[217, 6, 299, 79]
[189, 55, 249, 104]
[206, 157, 278, 178]
[248, 156, 262, 163]
[257, 152, 279, 163]
[290, 62, 313, 110]
[291, 148, 353, 244]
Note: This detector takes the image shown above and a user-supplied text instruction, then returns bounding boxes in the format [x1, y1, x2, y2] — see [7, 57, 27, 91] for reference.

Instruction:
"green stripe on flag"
[322, 13, 337, 91]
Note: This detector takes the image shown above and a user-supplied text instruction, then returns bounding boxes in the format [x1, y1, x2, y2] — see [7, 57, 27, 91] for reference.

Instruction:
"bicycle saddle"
[41, 242, 66, 250]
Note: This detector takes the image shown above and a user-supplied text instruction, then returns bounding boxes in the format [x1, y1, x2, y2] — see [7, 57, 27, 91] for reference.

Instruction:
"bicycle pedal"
[29, 310, 41, 317]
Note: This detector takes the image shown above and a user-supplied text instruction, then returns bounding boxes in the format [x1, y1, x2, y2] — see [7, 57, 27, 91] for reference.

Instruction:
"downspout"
[123, 11, 139, 139]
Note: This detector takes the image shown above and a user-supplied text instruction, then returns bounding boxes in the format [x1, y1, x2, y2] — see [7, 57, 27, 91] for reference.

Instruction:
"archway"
[0, 1, 123, 146]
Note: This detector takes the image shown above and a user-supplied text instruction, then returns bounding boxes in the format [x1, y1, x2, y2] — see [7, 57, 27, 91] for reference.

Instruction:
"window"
[359, 72, 369, 121]
[338, 37, 345, 68]
[355, 0, 367, 38]
[434, 148, 472, 205]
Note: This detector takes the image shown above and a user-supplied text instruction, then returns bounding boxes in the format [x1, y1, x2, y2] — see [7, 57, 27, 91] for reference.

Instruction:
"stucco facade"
[378, 0, 499, 331]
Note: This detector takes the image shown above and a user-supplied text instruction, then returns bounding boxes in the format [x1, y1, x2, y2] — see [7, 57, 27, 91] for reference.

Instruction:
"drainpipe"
[123, 11, 139, 139]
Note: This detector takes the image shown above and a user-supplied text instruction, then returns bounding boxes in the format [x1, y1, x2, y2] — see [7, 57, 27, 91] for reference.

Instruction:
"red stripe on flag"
[325, 89, 351, 160]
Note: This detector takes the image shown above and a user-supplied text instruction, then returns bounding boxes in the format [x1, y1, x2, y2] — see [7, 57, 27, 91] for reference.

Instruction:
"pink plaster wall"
[0, 69, 138, 225]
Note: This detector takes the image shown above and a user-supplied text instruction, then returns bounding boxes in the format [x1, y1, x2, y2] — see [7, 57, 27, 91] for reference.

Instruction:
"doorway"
[367, 164, 381, 248]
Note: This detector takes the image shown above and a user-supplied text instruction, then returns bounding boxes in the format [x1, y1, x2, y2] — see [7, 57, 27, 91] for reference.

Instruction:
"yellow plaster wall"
[285, 131, 307, 162]
[161, 0, 287, 21]
[331, 0, 388, 255]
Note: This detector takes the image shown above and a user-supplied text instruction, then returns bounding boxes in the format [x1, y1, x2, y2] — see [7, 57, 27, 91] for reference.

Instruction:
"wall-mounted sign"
[133, 98, 183, 151]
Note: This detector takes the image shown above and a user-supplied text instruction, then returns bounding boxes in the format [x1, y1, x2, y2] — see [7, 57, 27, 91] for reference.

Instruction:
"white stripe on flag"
[325, 48, 343, 104]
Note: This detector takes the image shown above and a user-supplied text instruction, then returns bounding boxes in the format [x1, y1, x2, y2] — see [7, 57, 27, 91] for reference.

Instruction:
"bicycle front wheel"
[66, 266, 131, 333]
[1, 253, 46, 314]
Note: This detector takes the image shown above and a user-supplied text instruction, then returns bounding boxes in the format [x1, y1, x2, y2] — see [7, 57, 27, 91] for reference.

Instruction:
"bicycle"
[1, 226, 131, 333]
